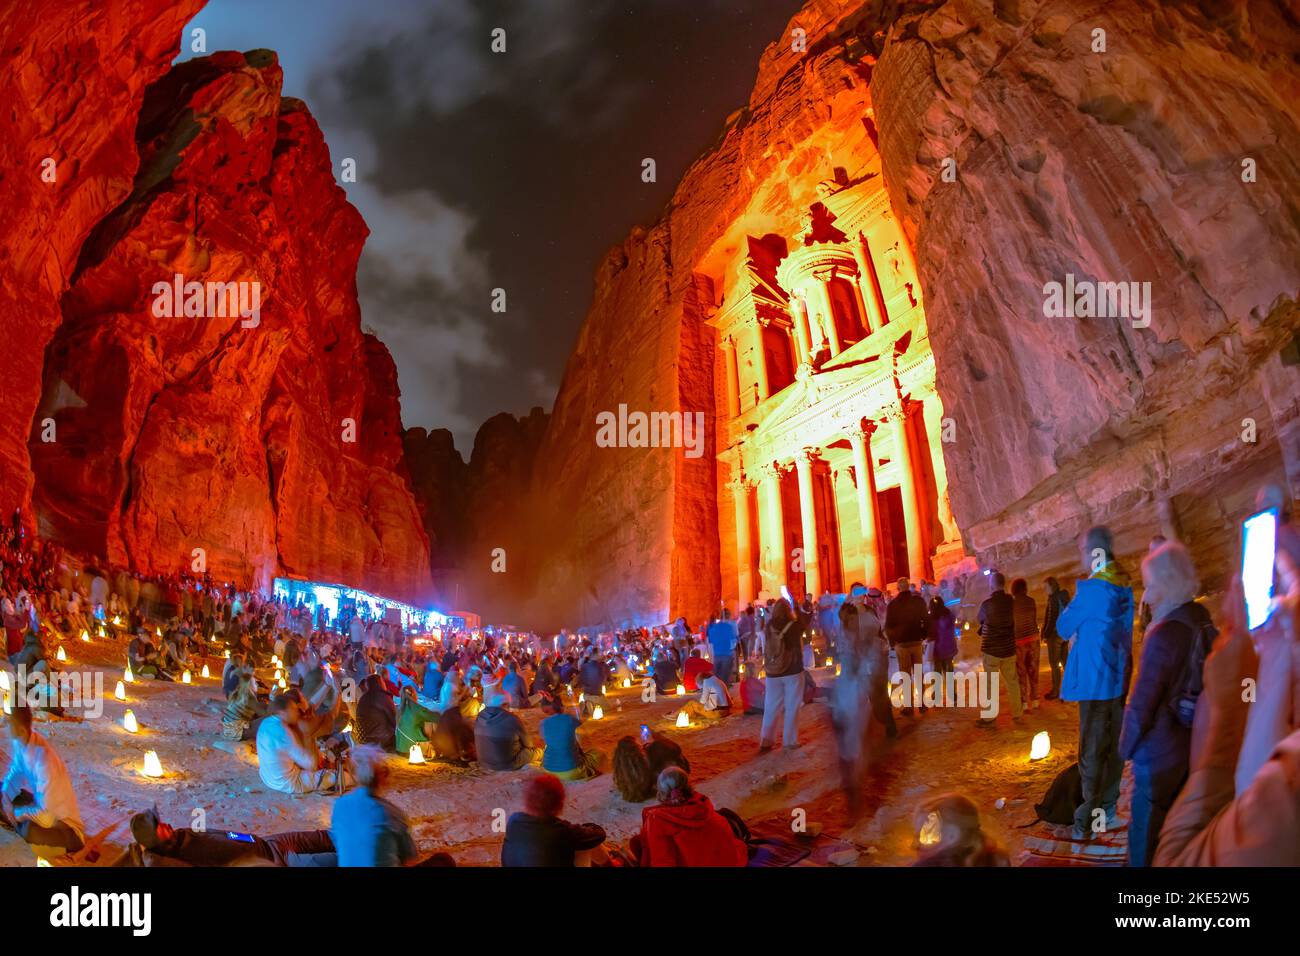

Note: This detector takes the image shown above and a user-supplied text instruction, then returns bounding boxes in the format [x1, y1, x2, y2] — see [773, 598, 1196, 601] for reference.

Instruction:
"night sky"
[179, 0, 803, 452]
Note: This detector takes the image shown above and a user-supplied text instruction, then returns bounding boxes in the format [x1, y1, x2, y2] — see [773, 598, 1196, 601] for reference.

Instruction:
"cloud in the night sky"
[180, 0, 802, 453]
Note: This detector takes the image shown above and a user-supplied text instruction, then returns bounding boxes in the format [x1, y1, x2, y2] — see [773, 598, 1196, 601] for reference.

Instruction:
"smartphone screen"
[639, 724, 651, 743]
[1242, 507, 1278, 630]
[226, 831, 256, 843]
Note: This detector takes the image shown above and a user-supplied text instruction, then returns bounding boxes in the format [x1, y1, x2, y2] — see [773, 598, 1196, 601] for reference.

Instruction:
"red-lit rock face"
[874, 0, 1300, 582]
[0, 0, 207, 527]
[17, 37, 431, 599]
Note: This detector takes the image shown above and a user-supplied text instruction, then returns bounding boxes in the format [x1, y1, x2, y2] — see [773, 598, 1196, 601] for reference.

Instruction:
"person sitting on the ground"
[474, 692, 541, 771]
[612, 731, 690, 803]
[396, 685, 439, 758]
[354, 674, 397, 751]
[539, 696, 603, 780]
[501, 773, 607, 867]
[256, 690, 333, 795]
[629, 766, 747, 867]
[9, 628, 47, 673]
[682, 649, 712, 692]
[128, 628, 173, 681]
[682, 666, 732, 721]
[124, 807, 334, 867]
[222, 651, 250, 698]
[911, 793, 1009, 867]
[330, 744, 420, 867]
[430, 700, 475, 765]
[501, 662, 530, 709]
[530, 656, 558, 697]
[422, 659, 445, 702]
[222, 670, 267, 741]
[0, 704, 84, 856]
[739, 669, 765, 715]
[652, 653, 681, 696]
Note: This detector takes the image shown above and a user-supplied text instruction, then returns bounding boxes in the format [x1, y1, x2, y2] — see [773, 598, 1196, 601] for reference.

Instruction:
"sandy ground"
[0, 632, 1096, 867]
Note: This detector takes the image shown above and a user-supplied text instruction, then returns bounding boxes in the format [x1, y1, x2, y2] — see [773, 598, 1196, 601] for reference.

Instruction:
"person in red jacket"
[630, 766, 748, 867]
[681, 649, 711, 692]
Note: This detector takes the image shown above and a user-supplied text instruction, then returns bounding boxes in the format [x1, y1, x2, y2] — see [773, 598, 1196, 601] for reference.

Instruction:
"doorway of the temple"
[877, 486, 908, 584]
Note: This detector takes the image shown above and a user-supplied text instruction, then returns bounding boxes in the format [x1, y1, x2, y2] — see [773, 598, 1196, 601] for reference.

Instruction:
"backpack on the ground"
[1031, 762, 1082, 826]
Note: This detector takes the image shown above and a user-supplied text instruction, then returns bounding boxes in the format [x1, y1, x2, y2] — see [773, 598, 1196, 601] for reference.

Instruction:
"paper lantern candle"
[123, 710, 139, 734]
[408, 745, 426, 765]
[676, 710, 690, 728]
[115, 681, 126, 701]
[141, 751, 163, 778]
[1030, 731, 1051, 761]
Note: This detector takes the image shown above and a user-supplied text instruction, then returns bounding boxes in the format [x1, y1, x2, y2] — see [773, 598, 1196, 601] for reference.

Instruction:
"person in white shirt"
[1, 705, 84, 853]
[256, 691, 332, 795]
[683, 668, 733, 722]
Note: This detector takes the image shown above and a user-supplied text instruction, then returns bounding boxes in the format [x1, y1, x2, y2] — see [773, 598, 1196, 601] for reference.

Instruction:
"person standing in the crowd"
[977, 572, 1020, 726]
[331, 744, 417, 867]
[885, 577, 929, 715]
[1041, 576, 1071, 700]
[758, 598, 805, 753]
[707, 607, 738, 684]
[1057, 525, 1135, 840]
[736, 605, 756, 666]
[927, 595, 957, 705]
[1010, 578, 1041, 711]
[0, 705, 84, 857]
[1155, 534, 1300, 866]
[1120, 541, 1213, 866]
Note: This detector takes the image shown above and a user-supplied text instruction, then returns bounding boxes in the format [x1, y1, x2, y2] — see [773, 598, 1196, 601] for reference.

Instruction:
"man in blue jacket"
[1057, 526, 1134, 840]
[707, 608, 739, 684]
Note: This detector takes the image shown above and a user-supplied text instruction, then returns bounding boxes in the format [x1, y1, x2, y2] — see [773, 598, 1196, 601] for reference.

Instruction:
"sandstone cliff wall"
[873, 0, 1300, 586]
[3, 2, 432, 602]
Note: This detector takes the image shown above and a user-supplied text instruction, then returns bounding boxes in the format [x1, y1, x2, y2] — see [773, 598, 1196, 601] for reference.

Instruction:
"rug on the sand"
[746, 817, 861, 867]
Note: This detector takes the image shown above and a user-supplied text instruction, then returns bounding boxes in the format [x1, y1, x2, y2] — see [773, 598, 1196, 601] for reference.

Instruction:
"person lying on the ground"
[331, 744, 421, 867]
[475, 692, 542, 771]
[612, 730, 690, 802]
[539, 696, 603, 780]
[0, 704, 84, 855]
[256, 689, 336, 795]
[683, 667, 732, 722]
[222, 671, 267, 742]
[354, 673, 397, 750]
[502, 773, 607, 867]
[628, 766, 747, 867]
[122, 807, 335, 867]
[396, 685, 439, 758]
[911, 793, 1009, 867]
[1155, 552, 1300, 866]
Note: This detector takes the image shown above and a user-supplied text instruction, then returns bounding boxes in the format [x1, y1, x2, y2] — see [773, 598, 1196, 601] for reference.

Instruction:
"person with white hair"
[330, 744, 416, 867]
[1120, 539, 1215, 866]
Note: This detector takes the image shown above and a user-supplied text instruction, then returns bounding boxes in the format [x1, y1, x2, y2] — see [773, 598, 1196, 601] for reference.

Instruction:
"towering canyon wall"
[872, 0, 1300, 587]
[0, 0, 206, 526]
[2, 3, 432, 602]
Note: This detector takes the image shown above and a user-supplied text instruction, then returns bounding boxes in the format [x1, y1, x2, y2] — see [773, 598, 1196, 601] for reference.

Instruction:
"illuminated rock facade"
[1, 1, 432, 602]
